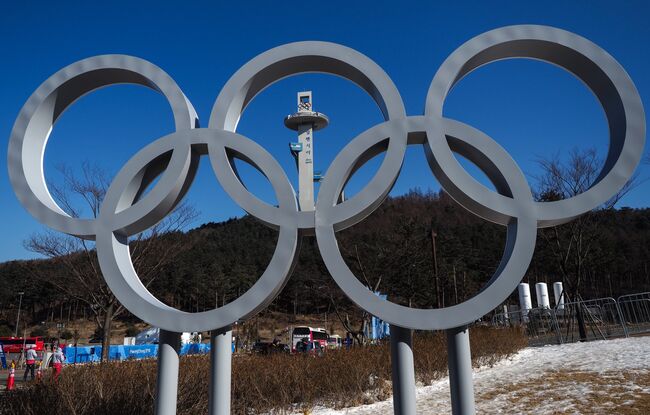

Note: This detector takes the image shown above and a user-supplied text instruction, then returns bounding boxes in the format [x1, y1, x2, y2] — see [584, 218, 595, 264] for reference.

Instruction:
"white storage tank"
[535, 282, 550, 309]
[518, 283, 532, 317]
[553, 281, 565, 310]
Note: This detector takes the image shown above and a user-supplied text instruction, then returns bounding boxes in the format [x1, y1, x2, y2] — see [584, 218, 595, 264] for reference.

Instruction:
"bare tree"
[535, 148, 639, 340]
[326, 245, 381, 345]
[24, 162, 198, 361]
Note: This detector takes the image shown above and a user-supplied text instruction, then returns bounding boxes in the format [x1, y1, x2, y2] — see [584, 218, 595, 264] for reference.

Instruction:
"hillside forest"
[1, 190, 649, 339]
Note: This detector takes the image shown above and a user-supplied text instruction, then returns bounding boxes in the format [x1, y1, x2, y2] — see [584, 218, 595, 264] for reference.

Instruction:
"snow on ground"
[310, 336, 650, 414]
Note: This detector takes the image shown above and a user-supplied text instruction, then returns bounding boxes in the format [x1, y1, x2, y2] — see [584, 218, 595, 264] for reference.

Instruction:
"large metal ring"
[316, 116, 537, 330]
[209, 41, 408, 232]
[96, 128, 299, 332]
[426, 25, 646, 227]
[8, 26, 645, 333]
[7, 55, 198, 239]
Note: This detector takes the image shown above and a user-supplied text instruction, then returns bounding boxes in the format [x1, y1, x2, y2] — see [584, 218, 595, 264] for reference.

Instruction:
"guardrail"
[558, 297, 627, 342]
[491, 293, 650, 346]
[492, 307, 562, 347]
[618, 292, 650, 336]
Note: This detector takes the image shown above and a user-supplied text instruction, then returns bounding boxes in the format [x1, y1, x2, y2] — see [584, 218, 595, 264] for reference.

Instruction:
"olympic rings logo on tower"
[8, 25, 645, 333]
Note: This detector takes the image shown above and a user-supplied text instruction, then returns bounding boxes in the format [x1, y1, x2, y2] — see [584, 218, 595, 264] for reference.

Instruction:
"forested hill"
[1, 190, 650, 324]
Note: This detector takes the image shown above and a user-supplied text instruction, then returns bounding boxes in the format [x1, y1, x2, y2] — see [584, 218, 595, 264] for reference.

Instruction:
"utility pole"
[15, 291, 24, 337]
[431, 230, 440, 308]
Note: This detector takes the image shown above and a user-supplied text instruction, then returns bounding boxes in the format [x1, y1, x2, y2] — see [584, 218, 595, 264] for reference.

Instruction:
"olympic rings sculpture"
[8, 25, 645, 333]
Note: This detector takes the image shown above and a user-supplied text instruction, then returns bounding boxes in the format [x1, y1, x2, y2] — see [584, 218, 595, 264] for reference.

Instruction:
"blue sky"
[0, 1, 649, 262]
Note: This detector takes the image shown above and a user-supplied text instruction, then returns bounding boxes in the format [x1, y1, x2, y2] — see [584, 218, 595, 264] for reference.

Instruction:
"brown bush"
[1, 327, 526, 414]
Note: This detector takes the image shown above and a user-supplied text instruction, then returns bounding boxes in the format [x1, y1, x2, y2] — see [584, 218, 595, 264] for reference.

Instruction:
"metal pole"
[15, 292, 24, 337]
[613, 299, 629, 338]
[209, 326, 232, 415]
[447, 325, 475, 415]
[155, 330, 181, 415]
[390, 325, 416, 415]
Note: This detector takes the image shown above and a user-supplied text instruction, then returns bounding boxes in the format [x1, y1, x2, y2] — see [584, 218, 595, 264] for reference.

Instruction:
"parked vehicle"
[291, 326, 328, 351]
[0, 336, 45, 353]
[294, 338, 324, 357]
[251, 341, 290, 355]
[327, 334, 342, 349]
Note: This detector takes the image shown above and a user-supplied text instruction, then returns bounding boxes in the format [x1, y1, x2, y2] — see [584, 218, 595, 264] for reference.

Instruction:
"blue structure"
[371, 292, 390, 340]
[0, 341, 6, 369]
[64, 343, 212, 364]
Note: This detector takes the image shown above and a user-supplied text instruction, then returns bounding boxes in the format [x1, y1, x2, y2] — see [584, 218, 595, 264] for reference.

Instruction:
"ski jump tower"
[284, 91, 329, 211]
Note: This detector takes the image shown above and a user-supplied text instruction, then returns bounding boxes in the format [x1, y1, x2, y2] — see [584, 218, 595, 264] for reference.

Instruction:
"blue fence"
[0, 342, 6, 369]
[370, 292, 390, 340]
[64, 343, 211, 364]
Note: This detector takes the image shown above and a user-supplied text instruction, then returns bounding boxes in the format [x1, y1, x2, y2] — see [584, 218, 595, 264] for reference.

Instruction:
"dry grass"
[477, 369, 650, 414]
[0, 327, 526, 415]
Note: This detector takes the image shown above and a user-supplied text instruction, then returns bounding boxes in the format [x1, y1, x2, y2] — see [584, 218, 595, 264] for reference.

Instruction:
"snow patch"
[306, 336, 650, 414]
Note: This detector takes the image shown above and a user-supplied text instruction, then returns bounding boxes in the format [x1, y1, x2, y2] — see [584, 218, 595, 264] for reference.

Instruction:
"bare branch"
[23, 161, 198, 361]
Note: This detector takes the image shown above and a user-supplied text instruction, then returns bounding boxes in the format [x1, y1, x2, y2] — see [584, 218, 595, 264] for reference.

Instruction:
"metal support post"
[209, 326, 233, 415]
[155, 330, 181, 415]
[447, 325, 475, 415]
[390, 325, 416, 415]
[614, 300, 629, 338]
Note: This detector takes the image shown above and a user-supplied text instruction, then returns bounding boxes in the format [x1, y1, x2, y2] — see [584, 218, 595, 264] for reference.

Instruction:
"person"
[23, 344, 38, 381]
[296, 338, 308, 353]
[52, 345, 65, 380]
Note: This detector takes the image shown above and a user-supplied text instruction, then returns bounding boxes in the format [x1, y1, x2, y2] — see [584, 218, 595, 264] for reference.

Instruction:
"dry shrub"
[1, 327, 525, 414]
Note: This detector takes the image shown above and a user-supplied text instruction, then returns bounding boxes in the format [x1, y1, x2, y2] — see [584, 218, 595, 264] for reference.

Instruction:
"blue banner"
[0, 342, 6, 369]
[180, 343, 211, 355]
[371, 292, 390, 340]
[64, 343, 213, 364]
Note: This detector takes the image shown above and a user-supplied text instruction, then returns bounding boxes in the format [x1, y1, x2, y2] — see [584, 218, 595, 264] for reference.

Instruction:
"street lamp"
[15, 291, 25, 337]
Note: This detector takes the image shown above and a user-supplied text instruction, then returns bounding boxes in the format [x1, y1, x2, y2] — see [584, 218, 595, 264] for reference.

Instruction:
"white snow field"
[311, 336, 650, 414]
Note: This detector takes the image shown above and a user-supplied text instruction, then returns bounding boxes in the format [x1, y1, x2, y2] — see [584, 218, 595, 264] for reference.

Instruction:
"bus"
[0, 336, 45, 353]
[291, 327, 328, 352]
